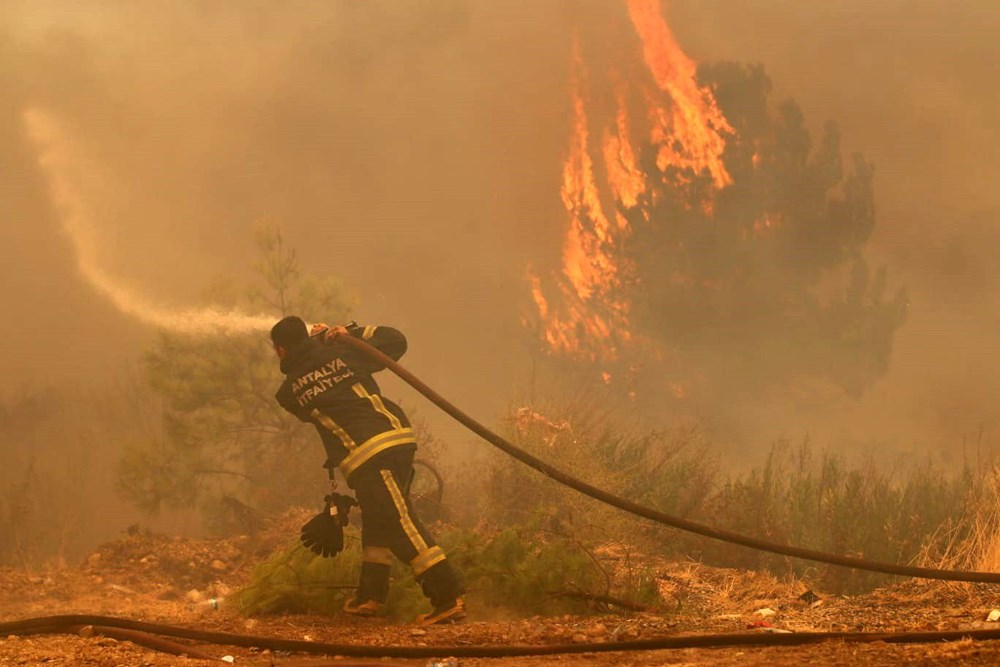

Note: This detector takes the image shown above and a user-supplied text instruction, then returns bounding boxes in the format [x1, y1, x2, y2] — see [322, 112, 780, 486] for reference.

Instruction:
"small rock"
[755, 608, 776, 618]
[211, 560, 228, 572]
[212, 582, 233, 597]
[185, 589, 205, 604]
[221, 656, 235, 664]
[798, 590, 820, 604]
[571, 633, 588, 644]
[586, 623, 607, 637]
[987, 609, 1000, 623]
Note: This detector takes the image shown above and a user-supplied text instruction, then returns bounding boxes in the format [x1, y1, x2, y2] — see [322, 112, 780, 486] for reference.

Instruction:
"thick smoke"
[1, 0, 999, 460]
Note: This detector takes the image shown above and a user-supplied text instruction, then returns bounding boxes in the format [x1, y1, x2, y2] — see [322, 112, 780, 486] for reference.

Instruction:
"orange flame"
[529, 1, 734, 366]
[560, 38, 619, 304]
[627, 0, 733, 188]
[602, 86, 645, 211]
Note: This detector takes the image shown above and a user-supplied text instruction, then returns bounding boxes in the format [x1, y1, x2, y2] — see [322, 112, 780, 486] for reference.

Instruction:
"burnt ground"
[3, 526, 1000, 666]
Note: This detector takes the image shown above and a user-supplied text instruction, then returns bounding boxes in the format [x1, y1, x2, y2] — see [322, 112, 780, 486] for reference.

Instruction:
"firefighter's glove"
[299, 493, 357, 558]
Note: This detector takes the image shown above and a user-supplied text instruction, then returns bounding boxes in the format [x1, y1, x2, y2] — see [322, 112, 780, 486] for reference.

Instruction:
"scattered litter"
[986, 609, 1000, 623]
[189, 597, 224, 612]
[108, 584, 136, 595]
[759, 627, 793, 634]
[221, 656, 235, 664]
[755, 608, 776, 618]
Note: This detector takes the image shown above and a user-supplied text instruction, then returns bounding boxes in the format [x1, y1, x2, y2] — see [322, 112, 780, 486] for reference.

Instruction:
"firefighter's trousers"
[348, 446, 463, 607]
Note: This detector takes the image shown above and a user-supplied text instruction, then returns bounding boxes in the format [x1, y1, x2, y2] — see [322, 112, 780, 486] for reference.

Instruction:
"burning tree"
[529, 0, 907, 406]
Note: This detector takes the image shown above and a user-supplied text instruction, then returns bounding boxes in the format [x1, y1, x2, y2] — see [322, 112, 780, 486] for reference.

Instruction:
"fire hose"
[5, 614, 1000, 660]
[338, 335, 1000, 584]
[6, 337, 1000, 660]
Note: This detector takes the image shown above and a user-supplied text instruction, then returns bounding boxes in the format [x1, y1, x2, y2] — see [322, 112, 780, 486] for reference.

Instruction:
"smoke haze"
[2, 0, 1000, 475]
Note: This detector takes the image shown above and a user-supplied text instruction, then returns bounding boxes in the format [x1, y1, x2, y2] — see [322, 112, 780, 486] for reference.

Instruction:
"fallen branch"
[547, 590, 652, 612]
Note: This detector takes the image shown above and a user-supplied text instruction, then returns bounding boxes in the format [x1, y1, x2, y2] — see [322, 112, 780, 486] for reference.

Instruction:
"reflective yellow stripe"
[362, 325, 376, 340]
[352, 383, 403, 430]
[410, 546, 447, 576]
[338, 428, 415, 477]
[362, 546, 393, 565]
[311, 409, 356, 450]
[380, 469, 428, 553]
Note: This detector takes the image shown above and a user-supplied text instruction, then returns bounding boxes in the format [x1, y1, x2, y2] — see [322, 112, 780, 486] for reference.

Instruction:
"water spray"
[22, 107, 276, 336]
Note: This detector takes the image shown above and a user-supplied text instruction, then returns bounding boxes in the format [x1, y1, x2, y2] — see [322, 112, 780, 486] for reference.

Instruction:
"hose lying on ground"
[4, 614, 1000, 658]
[339, 335, 1000, 584]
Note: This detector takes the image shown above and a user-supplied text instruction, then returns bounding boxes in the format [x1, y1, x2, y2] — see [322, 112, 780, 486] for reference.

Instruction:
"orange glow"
[752, 213, 780, 237]
[602, 86, 645, 210]
[528, 1, 736, 365]
[560, 38, 618, 304]
[627, 0, 733, 189]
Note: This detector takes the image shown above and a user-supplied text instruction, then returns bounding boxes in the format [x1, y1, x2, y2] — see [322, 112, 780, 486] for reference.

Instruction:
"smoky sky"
[2, 0, 1000, 453]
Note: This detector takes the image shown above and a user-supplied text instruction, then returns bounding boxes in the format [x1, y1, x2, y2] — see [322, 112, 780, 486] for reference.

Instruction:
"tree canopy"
[614, 62, 907, 404]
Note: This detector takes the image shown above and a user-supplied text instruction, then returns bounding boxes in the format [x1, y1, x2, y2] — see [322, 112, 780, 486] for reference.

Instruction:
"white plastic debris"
[755, 608, 776, 618]
[986, 609, 1000, 623]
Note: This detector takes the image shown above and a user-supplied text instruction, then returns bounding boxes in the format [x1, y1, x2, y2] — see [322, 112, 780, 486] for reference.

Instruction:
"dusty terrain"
[3, 527, 1000, 666]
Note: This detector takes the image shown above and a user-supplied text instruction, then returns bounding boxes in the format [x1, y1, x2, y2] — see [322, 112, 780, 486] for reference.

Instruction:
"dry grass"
[472, 399, 997, 595]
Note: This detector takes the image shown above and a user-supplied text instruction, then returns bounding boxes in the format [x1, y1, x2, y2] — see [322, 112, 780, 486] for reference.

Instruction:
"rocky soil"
[3, 525, 1000, 666]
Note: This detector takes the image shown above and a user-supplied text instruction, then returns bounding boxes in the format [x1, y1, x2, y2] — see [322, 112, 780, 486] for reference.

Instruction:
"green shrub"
[237, 524, 660, 619]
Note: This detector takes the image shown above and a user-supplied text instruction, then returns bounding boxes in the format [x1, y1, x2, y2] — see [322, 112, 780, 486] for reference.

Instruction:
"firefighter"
[270, 316, 465, 625]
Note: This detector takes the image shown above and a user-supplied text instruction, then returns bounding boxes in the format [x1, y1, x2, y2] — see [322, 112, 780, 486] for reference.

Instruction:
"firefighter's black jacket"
[275, 325, 414, 481]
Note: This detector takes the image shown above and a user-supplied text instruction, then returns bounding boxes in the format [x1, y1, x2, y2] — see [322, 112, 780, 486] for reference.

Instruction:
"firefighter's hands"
[309, 323, 349, 341]
[299, 494, 357, 558]
[309, 323, 330, 337]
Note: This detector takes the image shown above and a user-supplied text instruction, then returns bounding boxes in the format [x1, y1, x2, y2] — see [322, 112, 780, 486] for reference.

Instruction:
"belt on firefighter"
[338, 427, 416, 478]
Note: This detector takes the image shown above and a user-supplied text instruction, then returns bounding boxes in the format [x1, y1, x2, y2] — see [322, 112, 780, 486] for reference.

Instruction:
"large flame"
[529, 0, 734, 363]
[529, 39, 630, 360]
[627, 0, 733, 188]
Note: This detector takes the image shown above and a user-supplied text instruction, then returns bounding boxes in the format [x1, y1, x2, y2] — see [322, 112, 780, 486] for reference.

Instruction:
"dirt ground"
[3, 527, 1000, 666]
